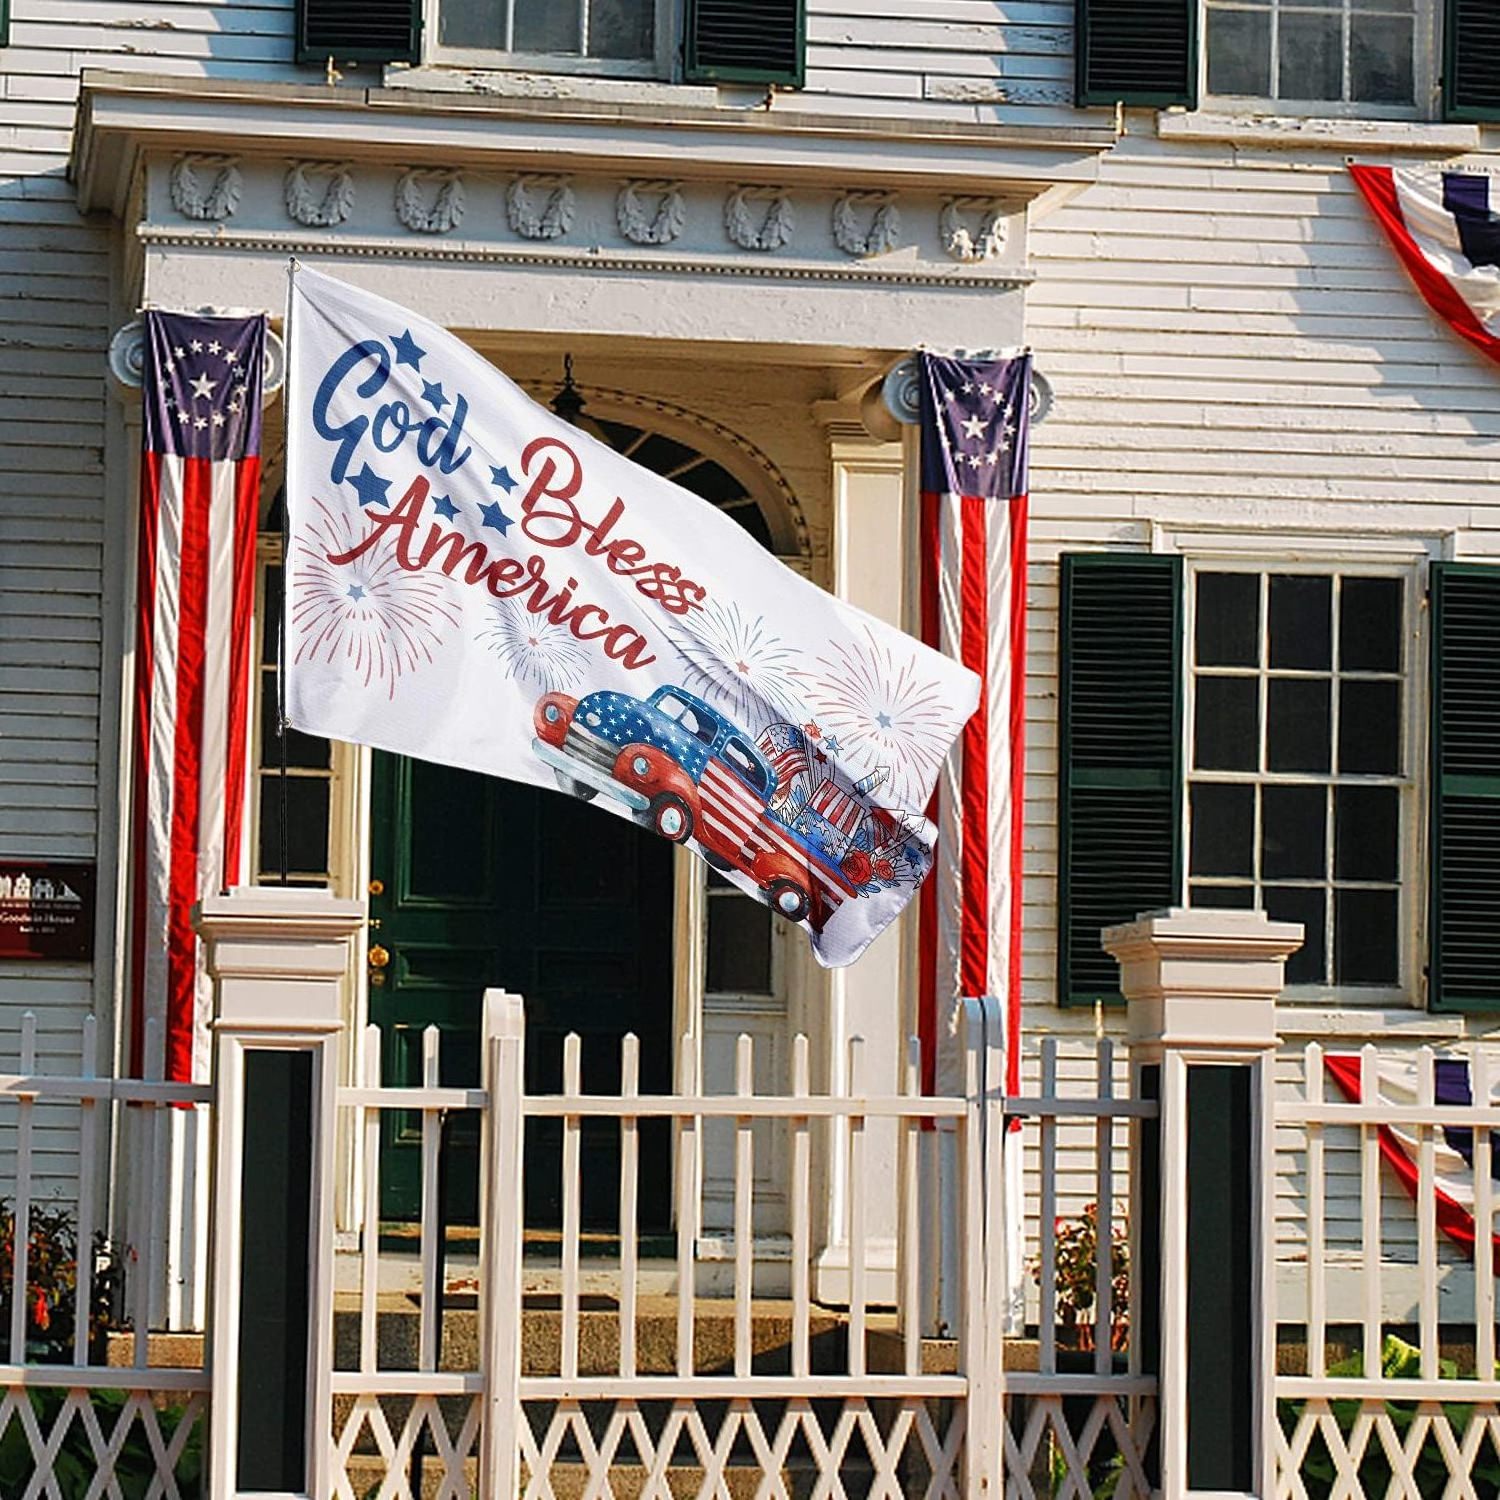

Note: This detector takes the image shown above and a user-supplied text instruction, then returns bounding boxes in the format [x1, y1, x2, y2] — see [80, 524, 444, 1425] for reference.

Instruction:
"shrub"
[1032, 1203, 1129, 1351]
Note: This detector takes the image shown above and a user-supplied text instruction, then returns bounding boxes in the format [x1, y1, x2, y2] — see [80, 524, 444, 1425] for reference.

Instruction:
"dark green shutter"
[685, 0, 805, 87]
[1445, 0, 1500, 121]
[1076, 0, 1197, 108]
[1058, 554, 1183, 1007]
[1429, 563, 1500, 1010]
[296, 0, 419, 64]
[1, 0, 9, 50]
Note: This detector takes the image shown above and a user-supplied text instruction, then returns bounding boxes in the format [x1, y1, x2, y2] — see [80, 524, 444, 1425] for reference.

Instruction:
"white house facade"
[3, 0, 1500, 1415]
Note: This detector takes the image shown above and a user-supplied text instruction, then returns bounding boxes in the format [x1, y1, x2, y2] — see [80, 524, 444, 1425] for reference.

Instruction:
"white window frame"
[424, 0, 678, 79]
[1180, 550, 1428, 1009]
[1199, 0, 1441, 120]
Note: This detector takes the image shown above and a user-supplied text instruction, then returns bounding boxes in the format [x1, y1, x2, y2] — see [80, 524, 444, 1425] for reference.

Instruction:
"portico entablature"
[72, 71, 1114, 355]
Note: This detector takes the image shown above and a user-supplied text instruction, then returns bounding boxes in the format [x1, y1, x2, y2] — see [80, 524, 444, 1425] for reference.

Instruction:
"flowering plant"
[1032, 1202, 1129, 1351]
[0, 1199, 120, 1361]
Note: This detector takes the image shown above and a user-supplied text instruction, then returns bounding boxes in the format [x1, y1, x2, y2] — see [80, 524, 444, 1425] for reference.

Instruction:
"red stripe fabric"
[221, 456, 260, 888]
[958, 494, 990, 1002]
[164, 457, 212, 1086]
[1349, 164, 1500, 370]
[127, 450, 164, 1080]
[1006, 494, 1028, 1099]
[1324, 1054, 1500, 1277]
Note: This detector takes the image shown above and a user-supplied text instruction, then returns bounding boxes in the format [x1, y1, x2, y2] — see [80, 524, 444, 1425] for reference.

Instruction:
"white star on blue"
[432, 494, 460, 521]
[480, 501, 513, 534]
[490, 466, 518, 492]
[391, 329, 426, 369]
[421, 379, 449, 410]
[349, 463, 391, 508]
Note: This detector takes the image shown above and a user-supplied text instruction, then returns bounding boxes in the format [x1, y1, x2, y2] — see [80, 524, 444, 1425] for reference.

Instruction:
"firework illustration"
[290, 497, 461, 699]
[793, 625, 963, 808]
[669, 600, 806, 732]
[477, 598, 590, 693]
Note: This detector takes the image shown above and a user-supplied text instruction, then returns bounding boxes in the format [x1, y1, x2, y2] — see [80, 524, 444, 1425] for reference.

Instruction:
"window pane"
[1262, 784, 1327, 880]
[588, 0, 654, 58]
[257, 777, 330, 879]
[706, 895, 773, 994]
[1191, 783, 1255, 877]
[1208, 9, 1272, 95]
[261, 565, 283, 666]
[1190, 884, 1256, 909]
[1267, 679, 1331, 773]
[1196, 678, 1260, 771]
[1335, 889, 1399, 985]
[1278, 12, 1343, 101]
[1264, 886, 1327, 985]
[515, 0, 581, 53]
[1196, 573, 1260, 668]
[1340, 577, 1402, 673]
[1334, 786, 1399, 882]
[1338, 680, 1401, 774]
[1351, 13, 1414, 104]
[258, 687, 331, 771]
[1269, 575, 1332, 670]
[441, 0, 504, 47]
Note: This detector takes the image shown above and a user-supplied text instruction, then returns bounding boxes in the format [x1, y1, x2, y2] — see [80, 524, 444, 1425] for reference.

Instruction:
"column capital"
[1102, 906, 1302, 1052]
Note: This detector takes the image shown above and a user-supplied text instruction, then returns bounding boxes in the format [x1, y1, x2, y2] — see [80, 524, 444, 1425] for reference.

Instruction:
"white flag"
[284, 266, 978, 966]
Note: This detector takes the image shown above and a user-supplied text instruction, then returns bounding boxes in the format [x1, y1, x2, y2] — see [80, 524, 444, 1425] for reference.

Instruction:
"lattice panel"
[0, 1386, 206, 1500]
[519, 1395, 966, 1500]
[1002, 1393, 1156, 1500]
[332, 1392, 483, 1500]
[1276, 1399, 1500, 1500]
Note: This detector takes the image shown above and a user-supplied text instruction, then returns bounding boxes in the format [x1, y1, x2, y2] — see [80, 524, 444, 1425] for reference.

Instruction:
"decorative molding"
[108, 317, 285, 401]
[939, 198, 1008, 263]
[724, 187, 794, 253]
[284, 161, 355, 228]
[135, 226, 1033, 289]
[617, 180, 686, 246]
[831, 192, 900, 258]
[395, 169, 465, 234]
[169, 155, 242, 222]
[507, 175, 575, 241]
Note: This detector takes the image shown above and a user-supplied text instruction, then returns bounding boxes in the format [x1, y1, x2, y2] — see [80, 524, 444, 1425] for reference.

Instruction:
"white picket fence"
[1274, 1042, 1500, 1499]
[5, 1000, 1500, 1497]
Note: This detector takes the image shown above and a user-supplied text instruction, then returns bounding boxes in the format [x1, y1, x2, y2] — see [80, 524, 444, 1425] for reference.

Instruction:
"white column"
[1103, 907, 1301, 1500]
[815, 425, 907, 1305]
[196, 887, 364, 1500]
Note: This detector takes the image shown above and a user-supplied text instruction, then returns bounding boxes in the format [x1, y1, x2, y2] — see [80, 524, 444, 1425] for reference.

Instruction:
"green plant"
[0, 1198, 122, 1362]
[1032, 1203, 1129, 1351]
[1279, 1333, 1500, 1499]
[0, 1387, 202, 1499]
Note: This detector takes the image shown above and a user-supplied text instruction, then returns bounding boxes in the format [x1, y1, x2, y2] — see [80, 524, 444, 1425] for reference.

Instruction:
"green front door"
[368, 752, 675, 1228]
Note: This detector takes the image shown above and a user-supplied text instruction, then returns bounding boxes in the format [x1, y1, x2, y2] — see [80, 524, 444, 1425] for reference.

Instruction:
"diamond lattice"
[1002, 1393, 1156, 1500]
[331, 1391, 483, 1500]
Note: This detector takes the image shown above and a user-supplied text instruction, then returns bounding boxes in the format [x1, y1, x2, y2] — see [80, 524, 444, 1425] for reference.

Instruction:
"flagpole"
[275, 259, 300, 885]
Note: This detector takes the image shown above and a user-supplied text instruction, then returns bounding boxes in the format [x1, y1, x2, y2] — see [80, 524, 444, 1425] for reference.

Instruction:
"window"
[722, 738, 769, 797]
[1187, 569, 1411, 992]
[1204, 0, 1431, 112]
[436, 0, 662, 69]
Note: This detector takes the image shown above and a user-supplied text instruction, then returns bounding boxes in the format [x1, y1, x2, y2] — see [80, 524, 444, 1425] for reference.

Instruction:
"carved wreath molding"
[285, 161, 355, 228]
[831, 192, 901, 258]
[507, 176, 576, 241]
[724, 187, 795, 252]
[939, 199, 1008, 263]
[170, 156, 242, 222]
[617, 180, 686, 246]
[395, 169, 466, 234]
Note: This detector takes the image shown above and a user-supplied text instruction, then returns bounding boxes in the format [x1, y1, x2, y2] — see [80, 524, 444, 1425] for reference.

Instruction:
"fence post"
[195, 887, 364, 1500]
[1102, 908, 1300, 1500]
[480, 988, 526, 1500]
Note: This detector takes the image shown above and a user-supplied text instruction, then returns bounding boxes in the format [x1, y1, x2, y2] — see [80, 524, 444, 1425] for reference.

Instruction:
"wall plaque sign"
[0, 861, 96, 962]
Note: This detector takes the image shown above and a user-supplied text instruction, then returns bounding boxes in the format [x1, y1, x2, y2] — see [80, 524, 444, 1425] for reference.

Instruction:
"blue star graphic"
[347, 584, 366, 602]
[421, 379, 449, 410]
[432, 494, 460, 521]
[391, 329, 426, 369]
[349, 463, 392, 508]
[823, 737, 841, 753]
[480, 501, 513, 534]
[490, 466, 518, 492]
[876, 712, 892, 729]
